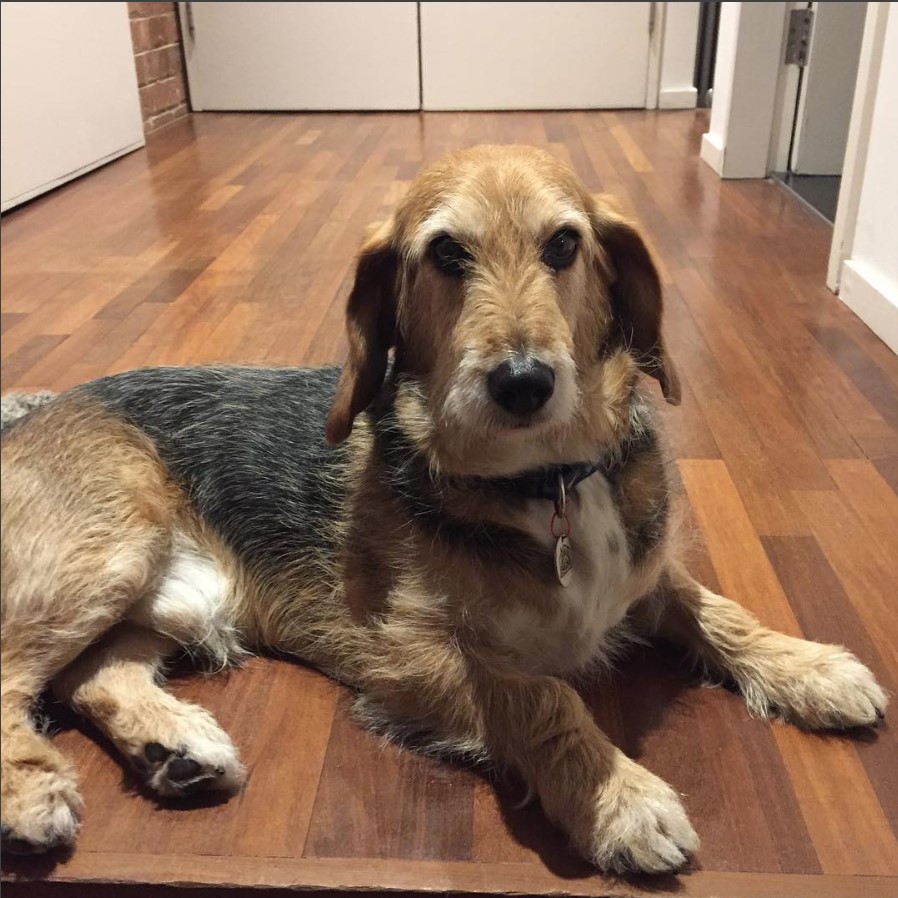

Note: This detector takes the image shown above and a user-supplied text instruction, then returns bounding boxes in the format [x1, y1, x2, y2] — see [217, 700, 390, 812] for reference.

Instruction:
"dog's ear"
[591, 197, 681, 405]
[325, 220, 398, 444]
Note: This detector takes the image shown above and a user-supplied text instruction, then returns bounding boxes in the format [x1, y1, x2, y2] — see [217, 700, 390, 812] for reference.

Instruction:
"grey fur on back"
[1, 391, 57, 433]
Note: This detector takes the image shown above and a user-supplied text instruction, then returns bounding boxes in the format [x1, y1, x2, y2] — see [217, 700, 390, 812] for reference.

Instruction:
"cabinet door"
[1, 2, 144, 211]
[420, 2, 652, 110]
[182, 2, 420, 111]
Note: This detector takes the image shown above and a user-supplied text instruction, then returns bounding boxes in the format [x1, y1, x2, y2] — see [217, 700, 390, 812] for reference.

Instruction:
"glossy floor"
[2, 110, 897, 898]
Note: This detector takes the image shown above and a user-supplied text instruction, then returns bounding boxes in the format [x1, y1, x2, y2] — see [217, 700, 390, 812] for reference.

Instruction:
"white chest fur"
[494, 475, 652, 676]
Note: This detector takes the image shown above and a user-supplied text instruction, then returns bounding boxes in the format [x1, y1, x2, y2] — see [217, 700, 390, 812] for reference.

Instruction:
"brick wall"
[128, 2, 189, 133]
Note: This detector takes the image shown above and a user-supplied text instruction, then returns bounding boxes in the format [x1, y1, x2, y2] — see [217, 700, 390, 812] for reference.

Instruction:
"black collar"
[481, 460, 606, 502]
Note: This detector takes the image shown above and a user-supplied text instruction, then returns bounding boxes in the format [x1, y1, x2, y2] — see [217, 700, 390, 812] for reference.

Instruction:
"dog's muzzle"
[487, 354, 555, 416]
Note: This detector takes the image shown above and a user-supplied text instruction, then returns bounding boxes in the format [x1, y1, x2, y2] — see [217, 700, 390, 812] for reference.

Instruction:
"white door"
[420, 2, 653, 110]
[181, 2, 420, 111]
[1, 2, 144, 212]
[790, 2, 867, 175]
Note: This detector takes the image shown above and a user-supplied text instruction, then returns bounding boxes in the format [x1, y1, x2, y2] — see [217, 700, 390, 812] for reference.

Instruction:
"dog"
[0, 145, 887, 872]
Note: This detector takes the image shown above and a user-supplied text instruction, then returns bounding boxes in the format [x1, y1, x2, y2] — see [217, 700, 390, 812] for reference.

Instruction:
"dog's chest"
[496, 475, 643, 675]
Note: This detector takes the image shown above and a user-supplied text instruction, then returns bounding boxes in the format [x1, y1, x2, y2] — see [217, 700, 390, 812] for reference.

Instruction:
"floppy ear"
[325, 221, 398, 444]
[591, 199, 681, 405]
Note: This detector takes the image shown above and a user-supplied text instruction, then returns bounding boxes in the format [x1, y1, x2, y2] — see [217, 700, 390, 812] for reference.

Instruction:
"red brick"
[133, 53, 150, 87]
[165, 44, 185, 80]
[140, 47, 173, 84]
[145, 102, 188, 133]
[130, 17, 151, 53]
[145, 51, 163, 84]
[128, 2, 156, 20]
[138, 84, 156, 120]
[148, 12, 178, 49]
[139, 79, 174, 117]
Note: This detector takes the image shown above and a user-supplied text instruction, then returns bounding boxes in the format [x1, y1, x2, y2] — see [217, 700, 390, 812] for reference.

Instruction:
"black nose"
[487, 355, 555, 415]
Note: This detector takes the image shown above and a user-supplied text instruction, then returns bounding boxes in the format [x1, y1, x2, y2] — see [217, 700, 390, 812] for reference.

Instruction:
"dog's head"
[326, 145, 679, 476]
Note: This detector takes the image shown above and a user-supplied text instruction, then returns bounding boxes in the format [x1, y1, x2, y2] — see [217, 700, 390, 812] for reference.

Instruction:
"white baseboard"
[659, 86, 698, 110]
[839, 259, 898, 355]
[700, 132, 724, 175]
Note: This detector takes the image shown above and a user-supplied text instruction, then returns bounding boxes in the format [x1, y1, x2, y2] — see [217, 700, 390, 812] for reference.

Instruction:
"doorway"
[772, 2, 867, 222]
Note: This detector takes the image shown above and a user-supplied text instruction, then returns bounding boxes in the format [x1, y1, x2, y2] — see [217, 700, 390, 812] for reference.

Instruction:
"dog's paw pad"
[140, 739, 244, 798]
[144, 742, 172, 764]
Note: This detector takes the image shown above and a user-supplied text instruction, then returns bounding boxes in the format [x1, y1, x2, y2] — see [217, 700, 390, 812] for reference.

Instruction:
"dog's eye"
[542, 229, 580, 271]
[430, 235, 472, 277]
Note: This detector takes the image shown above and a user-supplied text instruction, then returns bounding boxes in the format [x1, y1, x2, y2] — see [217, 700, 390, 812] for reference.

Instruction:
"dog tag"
[555, 534, 574, 587]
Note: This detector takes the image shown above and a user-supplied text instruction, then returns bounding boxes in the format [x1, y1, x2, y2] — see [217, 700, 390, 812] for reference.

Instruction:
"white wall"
[659, 2, 700, 109]
[838, 7, 898, 353]
[700, 2, 788, 178]
[1, 2, 144, 212]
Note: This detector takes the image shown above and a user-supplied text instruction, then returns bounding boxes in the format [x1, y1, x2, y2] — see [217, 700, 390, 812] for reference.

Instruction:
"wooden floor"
[2, 110, 897, 898]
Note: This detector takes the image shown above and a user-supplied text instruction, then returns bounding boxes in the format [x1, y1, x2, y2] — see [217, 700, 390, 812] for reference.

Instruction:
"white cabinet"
[1, 2, 144, 212]
[420, 2, 652, 110]
[182, 2, 420, 111]
[181, 1, 655, 113]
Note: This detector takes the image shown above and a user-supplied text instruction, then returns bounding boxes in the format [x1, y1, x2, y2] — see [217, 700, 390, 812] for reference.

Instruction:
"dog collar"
[496, 461, 605, 502]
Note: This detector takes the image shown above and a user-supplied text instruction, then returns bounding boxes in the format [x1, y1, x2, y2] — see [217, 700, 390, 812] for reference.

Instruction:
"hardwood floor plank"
[678, 460, 802, 633]
[813, 326, 898, 429]
[3, 853, 895, 898]
[873, 455, 898, 495]
[762, 535, 897, 830]
[665, 289, 813, 536]
[679, 461, 895, 873]
[771, 725, 898, 875]
[304, 696, 475, 861]
[795, 489, 898, 680]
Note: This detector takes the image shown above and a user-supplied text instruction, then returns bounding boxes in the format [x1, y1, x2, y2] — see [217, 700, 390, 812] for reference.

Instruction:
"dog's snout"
[487, 355, 555, 416]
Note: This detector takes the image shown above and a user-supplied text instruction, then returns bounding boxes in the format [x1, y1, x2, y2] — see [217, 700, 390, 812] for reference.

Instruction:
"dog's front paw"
[583, 757, 698, 874]
[126, 705, 246, 799]
[741, 638, 888, 730]
[1, 754, 82, 854]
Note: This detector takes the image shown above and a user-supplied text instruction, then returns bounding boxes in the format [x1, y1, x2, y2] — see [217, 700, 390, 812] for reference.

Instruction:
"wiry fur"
[0, 146, 886, 871]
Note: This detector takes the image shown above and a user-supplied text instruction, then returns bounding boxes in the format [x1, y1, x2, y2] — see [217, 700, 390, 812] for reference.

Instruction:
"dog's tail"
[1, 391, 57, 434]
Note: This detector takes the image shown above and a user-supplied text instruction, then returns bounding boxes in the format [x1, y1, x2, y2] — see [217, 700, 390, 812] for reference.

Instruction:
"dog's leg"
[1, 402, 178, 852]
[0, 685, 82, 855]
[363, 642, 698, 873]
[642, 562, 887, 729]
[53, 624, 245, 798]
[1, 564, 161, 854]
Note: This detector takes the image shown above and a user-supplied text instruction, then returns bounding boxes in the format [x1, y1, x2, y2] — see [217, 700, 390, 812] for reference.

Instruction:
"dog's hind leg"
[53, 623, 245, 798]
[1, 400, 175, 852]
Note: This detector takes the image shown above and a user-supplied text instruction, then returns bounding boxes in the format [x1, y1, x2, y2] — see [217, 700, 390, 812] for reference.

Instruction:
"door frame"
[827, 1, 890, 291]
[767, 1, 805, 174]
[645, 1, 664, 109]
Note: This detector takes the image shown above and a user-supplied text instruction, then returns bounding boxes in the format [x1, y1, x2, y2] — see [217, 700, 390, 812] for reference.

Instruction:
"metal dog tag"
[555, 534, 574, 587]
[552, 472, 574, 587]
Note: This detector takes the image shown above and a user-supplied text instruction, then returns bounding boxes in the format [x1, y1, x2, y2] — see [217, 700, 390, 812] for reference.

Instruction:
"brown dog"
[0, 145, 886, 871]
